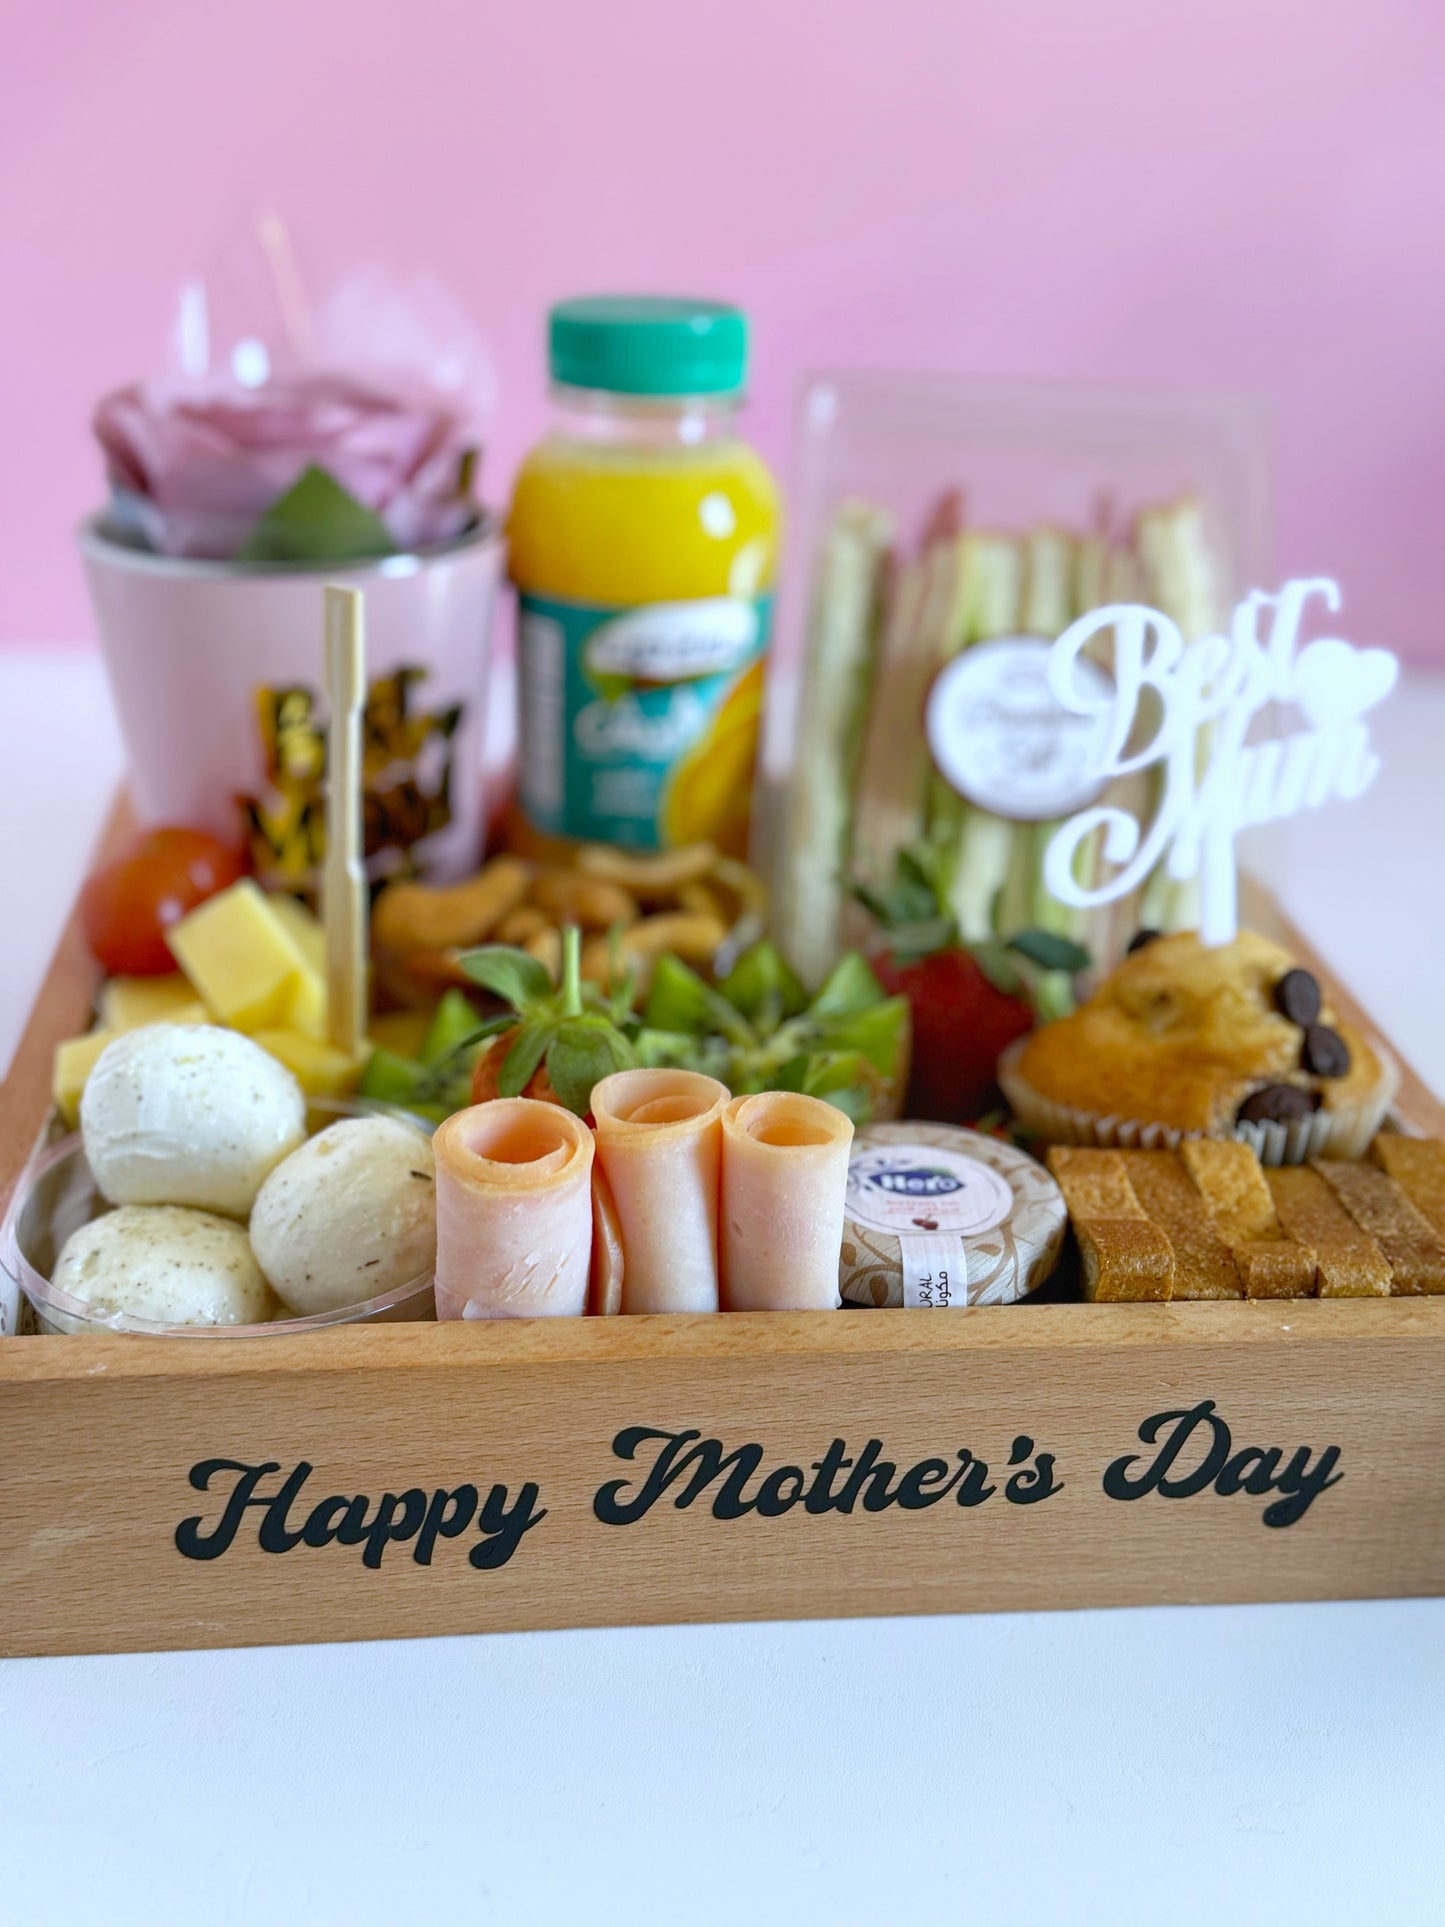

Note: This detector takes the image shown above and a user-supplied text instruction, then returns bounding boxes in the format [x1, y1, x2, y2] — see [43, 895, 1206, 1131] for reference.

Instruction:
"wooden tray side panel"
[3, 1306, 1444, 1655]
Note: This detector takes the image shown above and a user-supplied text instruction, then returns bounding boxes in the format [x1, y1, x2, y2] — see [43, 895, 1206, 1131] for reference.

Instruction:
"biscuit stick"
[1266, 1167, 1390, 1297]
[1047, 1147, 1174, 1303]
[1121, 1150, 1243, 1300]
[1179, 1140, 1317, 1299]
[1371, 1138, 1445, 1244]
[1314, 1160, 1445, 1295]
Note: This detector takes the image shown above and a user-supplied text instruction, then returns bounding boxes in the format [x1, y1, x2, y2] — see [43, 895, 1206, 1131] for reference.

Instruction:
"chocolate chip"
[1237, 1083, 1323, 1126]
[1127, 928, 1163, 954]
[1302, 1023, 1351, 1078]
[1274, 968, 1322, 1026]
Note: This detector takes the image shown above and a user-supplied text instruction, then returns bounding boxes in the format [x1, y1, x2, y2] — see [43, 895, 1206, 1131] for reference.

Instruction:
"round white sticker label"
[845, 1143, 1015, 1239]
[925, 635, 1116, 821]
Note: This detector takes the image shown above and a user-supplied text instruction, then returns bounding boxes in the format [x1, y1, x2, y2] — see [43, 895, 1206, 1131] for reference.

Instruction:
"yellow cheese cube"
[284, 956, 330, 1040]
[53, 1030, 117, 1129]
[99, 974, 210, 1032]
[268, 894, 327, 974]
[167, 879, 310, 1033]
[251, 1028, 367, 1099]
[261, 893, 330, 1037]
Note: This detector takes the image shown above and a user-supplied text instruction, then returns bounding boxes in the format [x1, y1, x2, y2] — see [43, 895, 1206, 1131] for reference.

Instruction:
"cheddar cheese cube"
[268, 893, 327, 974]
[166, 879, 319, 1034]
[98, 973, 210, 1032]
[53, 1030, 117, 1129]
[251, 1028, 366, 1099]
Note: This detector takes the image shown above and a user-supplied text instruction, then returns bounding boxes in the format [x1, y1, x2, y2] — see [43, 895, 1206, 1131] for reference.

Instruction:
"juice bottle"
[508, 297, 780, 855]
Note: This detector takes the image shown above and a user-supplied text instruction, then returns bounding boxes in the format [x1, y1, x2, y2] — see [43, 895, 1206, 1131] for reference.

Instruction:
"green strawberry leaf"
[458, 945, 556, 1012]
[808, 952, 886, 1021]
[719, 940, 808, 1025]
[546, 1019, 637, 1116]
[970, 940, 1026, 998]
[819, 994, 912, 1077]
[236, 465, 397, 563]
[1006, 930, 1091, 975]
[498, 1019, 555, 1097]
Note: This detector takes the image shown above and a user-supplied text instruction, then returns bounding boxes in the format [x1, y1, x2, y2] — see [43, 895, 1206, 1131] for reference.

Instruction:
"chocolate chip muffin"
[998, 930, 1397, 1164]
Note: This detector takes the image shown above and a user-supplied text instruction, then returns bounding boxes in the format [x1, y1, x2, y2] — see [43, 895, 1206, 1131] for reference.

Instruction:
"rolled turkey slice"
[720, 1091, 853, 1311]
[589, 1164, 625, 1317]
[433, 1099, 594, 1319]
[590, 1068, 729, 1314]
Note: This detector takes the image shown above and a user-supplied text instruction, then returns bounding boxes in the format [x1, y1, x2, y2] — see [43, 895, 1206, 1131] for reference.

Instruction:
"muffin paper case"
[998, 1036, 1400, 1168]
[839, 1122, 1067, 1308]
[80, 519, 503, 883]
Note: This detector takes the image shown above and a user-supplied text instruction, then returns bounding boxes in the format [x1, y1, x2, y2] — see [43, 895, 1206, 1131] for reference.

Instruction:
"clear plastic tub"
[1, 1101, 436, 1338]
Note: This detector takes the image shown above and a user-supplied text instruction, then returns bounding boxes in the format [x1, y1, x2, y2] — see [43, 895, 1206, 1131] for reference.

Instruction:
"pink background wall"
[5, 0, 1444, 656]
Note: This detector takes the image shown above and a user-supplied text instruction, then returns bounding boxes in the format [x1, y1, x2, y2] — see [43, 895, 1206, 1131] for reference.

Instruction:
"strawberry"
[470, 1028, 562, 1107]
[852, 844, 1089, 1125]
[872, 947, 1033, 1122]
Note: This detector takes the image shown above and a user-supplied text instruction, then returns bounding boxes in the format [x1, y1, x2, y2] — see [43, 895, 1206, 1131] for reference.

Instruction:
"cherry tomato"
[80, 827, 246, 976]
[132, 827, 244, 897]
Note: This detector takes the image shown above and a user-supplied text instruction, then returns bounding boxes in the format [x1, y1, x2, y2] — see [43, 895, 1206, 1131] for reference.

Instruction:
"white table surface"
[2, 647, 1443, 1927]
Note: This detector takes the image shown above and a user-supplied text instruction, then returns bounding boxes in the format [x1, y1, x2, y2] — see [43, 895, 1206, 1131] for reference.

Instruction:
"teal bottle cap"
[548, 296, 748, 398]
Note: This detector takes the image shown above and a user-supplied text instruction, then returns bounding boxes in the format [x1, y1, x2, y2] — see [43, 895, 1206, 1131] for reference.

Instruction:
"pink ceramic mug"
[79, 516, 504, 883]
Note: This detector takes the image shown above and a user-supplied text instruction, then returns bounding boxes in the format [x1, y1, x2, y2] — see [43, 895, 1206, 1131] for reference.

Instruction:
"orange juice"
[508, 298, 780, 854]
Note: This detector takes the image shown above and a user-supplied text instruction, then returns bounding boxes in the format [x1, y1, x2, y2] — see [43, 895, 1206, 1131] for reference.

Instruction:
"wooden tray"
[2, 812, 1443, 1657]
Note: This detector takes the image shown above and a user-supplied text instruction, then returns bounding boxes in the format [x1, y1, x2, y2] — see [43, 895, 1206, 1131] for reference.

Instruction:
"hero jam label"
[845, 1143, 1015, 1240]
[518, 591, 771, 848]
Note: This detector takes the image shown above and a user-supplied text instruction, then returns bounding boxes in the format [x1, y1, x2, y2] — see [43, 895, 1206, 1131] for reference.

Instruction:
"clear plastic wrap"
[758, 374, 1271, 985]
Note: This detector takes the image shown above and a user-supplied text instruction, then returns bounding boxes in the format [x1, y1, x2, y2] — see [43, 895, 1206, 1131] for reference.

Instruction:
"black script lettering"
[469, 1483, 546, 1568]
[894, 1458, 966, 1510]
[414, 1485, 479, 1566]
[354, 1489, 428, 1570]
[755, 1465, 806, 1517]
[1215, 1446, 1281, 1497]
[257, 1462, 313, 1552]
[1105, 1405, 1343, 1527]
[1261, 1445, 1343, 1528]
[176, 1460, 283, 1561]
[333, 1494, 380, 1545]
[1005, 1451, 1062, 1506]
[954, 1451, 996, 1507]
[833, 1440, 900, 1514]
[803, 1440, 854, 1513]
[301, 1495, 354, 1548]
[593, 1428, 764, 1523]
[1103, 1401, 1231, 1501]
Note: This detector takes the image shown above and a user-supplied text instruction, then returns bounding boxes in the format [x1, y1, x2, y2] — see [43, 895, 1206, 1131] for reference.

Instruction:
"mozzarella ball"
[80, 1024, 305, 1218]
[52, 1205, 276, 1329]
[250, 1116, 437, 1315]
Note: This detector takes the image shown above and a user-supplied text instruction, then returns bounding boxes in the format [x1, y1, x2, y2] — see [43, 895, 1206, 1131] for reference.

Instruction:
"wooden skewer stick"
[323, 585, 368, 1058]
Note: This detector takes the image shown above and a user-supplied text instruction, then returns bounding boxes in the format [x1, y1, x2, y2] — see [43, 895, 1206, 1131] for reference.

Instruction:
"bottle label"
[518, 590, 771, 849]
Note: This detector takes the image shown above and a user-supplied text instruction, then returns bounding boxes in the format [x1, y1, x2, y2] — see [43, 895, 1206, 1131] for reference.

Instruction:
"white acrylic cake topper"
[1041, 578, 1398, 945]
